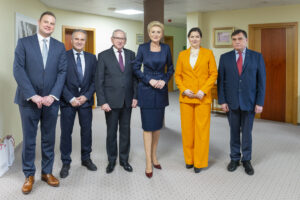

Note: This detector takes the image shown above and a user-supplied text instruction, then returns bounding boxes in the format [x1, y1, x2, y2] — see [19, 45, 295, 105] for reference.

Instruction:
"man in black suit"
[59, 29, 97, 178]
[96, 29, 137, 173]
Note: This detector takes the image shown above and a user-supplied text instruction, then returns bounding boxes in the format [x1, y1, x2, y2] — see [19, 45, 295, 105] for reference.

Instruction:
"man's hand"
[195, 90, 205, 100]
[31, 95, 43, 109]
[70, 98, 81, 107]
[77, 95, 88, 105]
[221, 103, 229, 112]
[101, 103, 111, 112]
[255, 105, 263, 113]
[132, 99, 138, 108]
[42, 96, 54, 107]
[183, 89, 195, 98]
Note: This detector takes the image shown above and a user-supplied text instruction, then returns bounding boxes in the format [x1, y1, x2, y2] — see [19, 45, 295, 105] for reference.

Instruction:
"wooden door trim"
[62, 25, 96, 54]
[164, 35, 174, 91]
[249, 22, 298, 124]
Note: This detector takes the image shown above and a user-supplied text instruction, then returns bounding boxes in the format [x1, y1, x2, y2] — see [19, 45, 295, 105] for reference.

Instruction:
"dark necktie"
[76, 53, 83, 82]
[237, 51, 243, 76]
[118, 50, 125, 72]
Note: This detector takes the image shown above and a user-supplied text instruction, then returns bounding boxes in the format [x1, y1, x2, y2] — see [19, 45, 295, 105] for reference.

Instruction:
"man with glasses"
[96, 29, 137, 174]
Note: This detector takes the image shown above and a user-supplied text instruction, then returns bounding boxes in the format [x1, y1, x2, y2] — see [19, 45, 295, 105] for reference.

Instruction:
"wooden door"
[164, 36, 174, 91]
[248, 22, 298, 124]
[260, 28, 286, 122]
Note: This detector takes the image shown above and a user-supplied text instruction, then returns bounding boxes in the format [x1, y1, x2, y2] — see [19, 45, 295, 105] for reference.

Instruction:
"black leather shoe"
[82, 159, 97, 171]
[120, 162, 133, 172]
[60, 164, 70, 178]
[227, 160, 240, 172]
[186, 164, 193, 169]
[242, 161, 254, 175]
[194, 167, 201, 173]
[106, 161, 116, 174]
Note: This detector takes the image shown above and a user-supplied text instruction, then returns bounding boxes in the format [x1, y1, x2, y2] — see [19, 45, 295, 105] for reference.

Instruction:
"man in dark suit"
[96, 29, 137, 174]
[13, 11, 67, 194]
[59, 30, 97, 179]
[217, 29, 266, 175]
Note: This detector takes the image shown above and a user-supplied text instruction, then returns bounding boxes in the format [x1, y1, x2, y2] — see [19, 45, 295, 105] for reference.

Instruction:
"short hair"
[72, 29, 87, 38]
[39, 11, 56, 21]
[147, 21, 164, 33]
[188, 27, 202, 38]
[112, 29, 127, 39]
[231, 29, 247, 38]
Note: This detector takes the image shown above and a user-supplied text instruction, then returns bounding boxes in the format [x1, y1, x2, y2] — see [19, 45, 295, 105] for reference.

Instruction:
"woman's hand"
[149, 79, 158, 87]
[183, 89, 194, 98]
[195, 90, 205, 100]
[156, 80, 166, 89]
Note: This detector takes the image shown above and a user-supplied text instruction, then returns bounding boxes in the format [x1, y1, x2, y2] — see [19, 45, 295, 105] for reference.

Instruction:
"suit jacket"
[13, 34, 67, 106]
[217, 48, 266, 111]
[60, 50, 97, 108]
[132, 42, 174, 108]
[95, 46, 137, 109]
[175, 47, 218, 104]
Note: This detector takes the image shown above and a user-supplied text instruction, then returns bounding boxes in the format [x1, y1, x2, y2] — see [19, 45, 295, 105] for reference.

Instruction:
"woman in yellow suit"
[175, 27, 218, 173]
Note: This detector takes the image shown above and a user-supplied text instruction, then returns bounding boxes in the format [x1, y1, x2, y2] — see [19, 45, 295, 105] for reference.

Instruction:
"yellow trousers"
[180, 103, 211, 168]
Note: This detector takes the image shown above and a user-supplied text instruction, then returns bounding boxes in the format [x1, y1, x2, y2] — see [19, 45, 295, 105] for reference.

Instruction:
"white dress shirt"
[73, 49, 86, 76]
[37, 33, 50, 55]
[113, 46, 125, 67]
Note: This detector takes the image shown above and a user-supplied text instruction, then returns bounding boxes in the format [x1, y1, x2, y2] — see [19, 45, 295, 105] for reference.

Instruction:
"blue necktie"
[76, 53, 83, 83]
[42, 39, 48, 68]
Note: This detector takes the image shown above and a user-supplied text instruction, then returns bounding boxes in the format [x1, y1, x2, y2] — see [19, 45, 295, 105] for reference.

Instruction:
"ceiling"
[40, 0, 300, 27]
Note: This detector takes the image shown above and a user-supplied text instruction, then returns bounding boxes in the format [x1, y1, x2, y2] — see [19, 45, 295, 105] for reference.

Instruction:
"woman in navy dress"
[133, 21, 174, 178]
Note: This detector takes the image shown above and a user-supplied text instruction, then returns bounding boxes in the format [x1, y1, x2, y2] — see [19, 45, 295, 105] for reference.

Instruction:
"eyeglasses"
[112, 37, 126, 41]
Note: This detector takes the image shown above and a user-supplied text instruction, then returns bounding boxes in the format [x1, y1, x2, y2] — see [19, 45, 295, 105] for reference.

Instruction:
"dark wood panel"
[261, 28, 286, 122]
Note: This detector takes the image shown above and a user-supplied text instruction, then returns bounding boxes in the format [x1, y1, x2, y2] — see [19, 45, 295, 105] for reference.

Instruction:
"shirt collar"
[37, 33, 50, 42]
[73, 49, 83, 55]
[235, 48, 246, 55]
[113, 46, 123, 53]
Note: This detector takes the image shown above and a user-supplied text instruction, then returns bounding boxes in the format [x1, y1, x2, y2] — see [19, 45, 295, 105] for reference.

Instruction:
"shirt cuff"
[50, 95, 59, 101]
[69, 97, 76, 103]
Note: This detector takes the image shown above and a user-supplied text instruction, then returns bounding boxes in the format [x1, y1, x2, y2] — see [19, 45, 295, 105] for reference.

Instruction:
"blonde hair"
[147, 21, 164, 33]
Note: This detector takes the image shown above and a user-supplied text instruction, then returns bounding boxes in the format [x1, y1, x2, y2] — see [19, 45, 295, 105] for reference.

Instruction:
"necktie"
[118, 50, 125, 72]
[237, 51, 243, 76]
[76, 53, 83, 83]
[42, 39, 48, 68]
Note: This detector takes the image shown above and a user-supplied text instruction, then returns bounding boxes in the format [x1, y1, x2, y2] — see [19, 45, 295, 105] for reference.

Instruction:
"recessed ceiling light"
[115, 9, 143, 15]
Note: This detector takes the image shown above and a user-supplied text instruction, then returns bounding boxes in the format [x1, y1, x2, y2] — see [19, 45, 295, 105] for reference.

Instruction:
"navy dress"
[132, 42, 174, 131]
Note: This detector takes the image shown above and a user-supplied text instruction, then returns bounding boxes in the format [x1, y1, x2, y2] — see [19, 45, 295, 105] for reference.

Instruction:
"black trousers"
[105, 105, 132, 163]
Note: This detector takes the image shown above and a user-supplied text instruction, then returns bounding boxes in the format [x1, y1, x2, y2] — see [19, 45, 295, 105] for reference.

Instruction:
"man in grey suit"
[13, 11, 67, 194]
[96, 29, 137, 174]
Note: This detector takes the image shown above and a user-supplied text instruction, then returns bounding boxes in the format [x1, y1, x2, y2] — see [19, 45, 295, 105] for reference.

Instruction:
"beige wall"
[0, 0, 186, 146]
[187, 4, 300, 123]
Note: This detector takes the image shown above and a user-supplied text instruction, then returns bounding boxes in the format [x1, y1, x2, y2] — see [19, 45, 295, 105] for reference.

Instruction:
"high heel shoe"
[145, 171, 153, 178]
[153, 163, 162, 169]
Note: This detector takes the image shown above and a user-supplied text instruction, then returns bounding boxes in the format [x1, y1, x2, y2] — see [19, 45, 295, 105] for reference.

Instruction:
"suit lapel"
[82, 52, 89, 83]
[45, 37, 55, 70]
[230, 50, 239, 76]
[68, 50, 80, 82]
[192, 47, 204, 72]
[109, 47, 123, 73]
[124, 49, 130, 73]
[32, 34, 44, 70]
[242, 48, 250, 75]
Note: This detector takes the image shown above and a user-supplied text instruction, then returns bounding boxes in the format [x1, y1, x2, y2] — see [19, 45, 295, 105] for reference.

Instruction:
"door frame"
[164, 35, 174, 91]
[248, 22, 298, 124]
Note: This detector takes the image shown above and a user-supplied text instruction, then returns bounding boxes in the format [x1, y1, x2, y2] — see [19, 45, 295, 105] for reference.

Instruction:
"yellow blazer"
[175, 47, 218, 104]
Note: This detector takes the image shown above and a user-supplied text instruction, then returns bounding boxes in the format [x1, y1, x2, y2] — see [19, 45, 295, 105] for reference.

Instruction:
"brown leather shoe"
[41, 174, 59, 187]
[22, 176, 34, 194]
